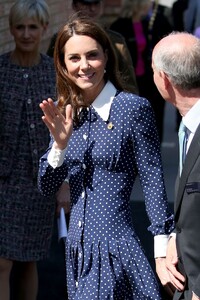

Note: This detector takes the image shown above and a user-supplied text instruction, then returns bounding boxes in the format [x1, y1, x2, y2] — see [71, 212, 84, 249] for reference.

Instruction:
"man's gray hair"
[153, 32, 200, 90]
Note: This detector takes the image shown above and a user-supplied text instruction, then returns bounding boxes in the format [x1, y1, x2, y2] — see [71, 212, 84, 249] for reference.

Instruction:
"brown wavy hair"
[53, 15, 124, 124]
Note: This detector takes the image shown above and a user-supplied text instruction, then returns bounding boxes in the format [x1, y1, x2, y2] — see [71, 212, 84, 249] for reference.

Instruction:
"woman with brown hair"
[38, 16, 174, 299]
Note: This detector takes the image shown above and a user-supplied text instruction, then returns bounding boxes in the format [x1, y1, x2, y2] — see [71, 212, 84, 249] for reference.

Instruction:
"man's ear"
[160, 70, 170, 89]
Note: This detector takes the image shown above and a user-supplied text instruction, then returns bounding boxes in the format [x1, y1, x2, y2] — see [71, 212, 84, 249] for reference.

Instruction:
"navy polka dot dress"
[39, 83, 174, 299]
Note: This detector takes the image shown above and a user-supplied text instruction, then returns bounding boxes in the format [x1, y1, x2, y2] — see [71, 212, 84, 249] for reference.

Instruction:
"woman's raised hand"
[39, 98, 73, 150]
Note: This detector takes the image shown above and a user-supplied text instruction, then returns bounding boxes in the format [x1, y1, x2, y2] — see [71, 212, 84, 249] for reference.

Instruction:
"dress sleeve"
[130, 97, 174, 236]
[38, 139, 68, 196]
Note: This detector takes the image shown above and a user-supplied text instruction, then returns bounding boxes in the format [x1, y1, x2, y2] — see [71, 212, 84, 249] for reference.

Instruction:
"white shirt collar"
[91, 81, 117, 121]
[183, 99, 200, 133]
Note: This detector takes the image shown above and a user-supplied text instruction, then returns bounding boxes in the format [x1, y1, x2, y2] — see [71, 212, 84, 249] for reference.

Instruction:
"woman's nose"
[23, 27, 31, 38]
[80, 58, 90, 69]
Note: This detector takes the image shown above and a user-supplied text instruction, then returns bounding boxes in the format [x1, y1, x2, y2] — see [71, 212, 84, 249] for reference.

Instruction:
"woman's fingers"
[65, 104, 73, 120]
[40, 98, 57, 123]
[39, 99, 73, 149]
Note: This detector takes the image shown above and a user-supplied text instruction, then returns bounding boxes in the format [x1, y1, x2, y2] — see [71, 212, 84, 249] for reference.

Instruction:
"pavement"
[36, 102, 179, 300]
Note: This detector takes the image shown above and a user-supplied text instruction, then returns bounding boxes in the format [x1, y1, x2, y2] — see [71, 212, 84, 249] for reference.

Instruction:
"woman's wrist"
[53, 141, 68, 150]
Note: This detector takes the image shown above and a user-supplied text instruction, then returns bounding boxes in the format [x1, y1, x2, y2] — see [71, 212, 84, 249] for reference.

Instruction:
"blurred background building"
[0, 0, 122, 54]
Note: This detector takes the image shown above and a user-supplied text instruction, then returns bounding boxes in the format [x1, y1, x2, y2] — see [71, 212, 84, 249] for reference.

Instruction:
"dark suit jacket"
[174, 124, 200, 299]
[110, 9, 172, 79]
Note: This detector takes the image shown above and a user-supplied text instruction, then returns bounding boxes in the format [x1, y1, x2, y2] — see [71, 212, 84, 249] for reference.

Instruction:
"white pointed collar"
[91, 81, 117, 121]
[183, 99, 200, 133]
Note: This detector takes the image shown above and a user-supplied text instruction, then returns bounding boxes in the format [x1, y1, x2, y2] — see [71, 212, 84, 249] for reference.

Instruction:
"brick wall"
[0, 0, 122, 55]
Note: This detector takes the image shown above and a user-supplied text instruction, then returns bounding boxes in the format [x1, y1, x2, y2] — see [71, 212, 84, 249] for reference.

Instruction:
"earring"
[104, 69, 106, 74]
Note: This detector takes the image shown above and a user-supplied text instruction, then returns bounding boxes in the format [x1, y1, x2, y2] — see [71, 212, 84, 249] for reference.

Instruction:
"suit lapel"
[175, 124, 200, 217]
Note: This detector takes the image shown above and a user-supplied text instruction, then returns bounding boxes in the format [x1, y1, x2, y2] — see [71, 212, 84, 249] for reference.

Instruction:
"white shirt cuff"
[47, 144, 67, 169]
[169, 232, 176, 238]
[154, 234, 169, 258]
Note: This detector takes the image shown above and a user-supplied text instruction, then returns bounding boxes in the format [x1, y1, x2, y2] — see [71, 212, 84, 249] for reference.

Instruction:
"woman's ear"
[63, 66, 68, 74]
[42, 22, 49, 35]
[104, 49, 108, 68]
[9, 26, 14, 36]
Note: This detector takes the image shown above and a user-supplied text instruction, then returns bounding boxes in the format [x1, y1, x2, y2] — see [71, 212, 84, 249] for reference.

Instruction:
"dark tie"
[178, 121, 188, 175]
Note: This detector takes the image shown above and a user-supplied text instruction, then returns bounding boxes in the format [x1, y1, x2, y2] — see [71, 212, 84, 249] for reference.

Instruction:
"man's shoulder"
[50, 32, 58, 44]
[46, 32, 58, 57]
[105, 28, 126, 44]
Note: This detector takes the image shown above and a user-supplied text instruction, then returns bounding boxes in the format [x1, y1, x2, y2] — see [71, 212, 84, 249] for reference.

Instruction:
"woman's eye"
[29, 25, 39, 30]
[15, 24, 39, 30]
[88, 52, 98, 58]
[70, 56, 79, 62]
[16, 25, 24, 30]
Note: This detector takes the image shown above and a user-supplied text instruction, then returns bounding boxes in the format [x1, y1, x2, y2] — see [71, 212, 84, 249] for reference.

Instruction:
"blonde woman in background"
[0, 1, 56, 299]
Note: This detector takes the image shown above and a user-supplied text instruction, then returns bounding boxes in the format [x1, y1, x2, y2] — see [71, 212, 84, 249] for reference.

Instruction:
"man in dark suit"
[152, 31, 200, 300]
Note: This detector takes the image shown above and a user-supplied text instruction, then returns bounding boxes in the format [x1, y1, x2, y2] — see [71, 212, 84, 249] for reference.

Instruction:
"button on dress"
[39, 83, 174, 299]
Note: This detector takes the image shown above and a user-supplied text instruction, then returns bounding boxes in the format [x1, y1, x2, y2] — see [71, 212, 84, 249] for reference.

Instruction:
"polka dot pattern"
[39, 91, 174, 299]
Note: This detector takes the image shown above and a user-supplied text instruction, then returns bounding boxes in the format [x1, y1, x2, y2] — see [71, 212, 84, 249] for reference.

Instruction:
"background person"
[38, 16, 174, 299]
[184, 0, 200, 35]
[110, 0, 173, 141]
[152, 31, 200, 300]
[0, 1, 56, 299]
